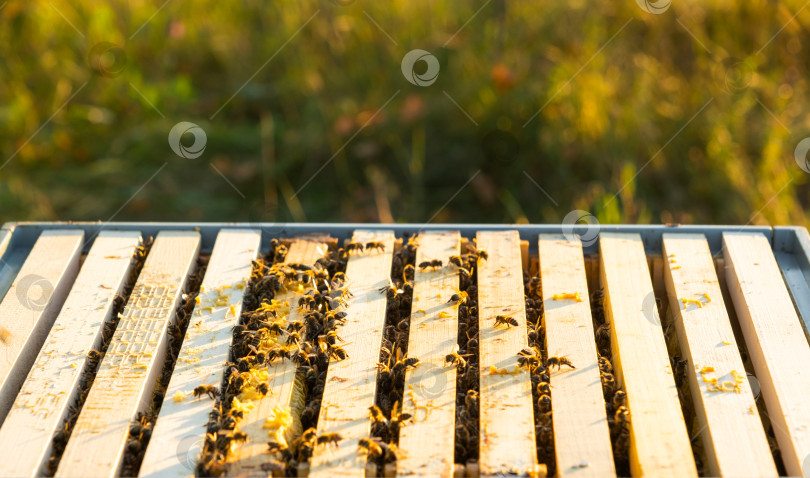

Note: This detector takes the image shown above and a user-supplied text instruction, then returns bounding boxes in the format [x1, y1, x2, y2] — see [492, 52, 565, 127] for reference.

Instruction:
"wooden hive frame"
[0, 222, 809, 477]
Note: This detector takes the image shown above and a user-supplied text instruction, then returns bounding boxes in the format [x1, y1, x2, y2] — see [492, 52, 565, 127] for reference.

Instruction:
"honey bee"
[328, 344, 349, 361]
[445, 345, 471, 368]
[345, 242, 364, 254]
[316, 432, 343, 447]
[357, 438, 383, 458]
[257, 382, 271, 396]
[365, 241, 386, 253]
[369, 404, 387, 423]
[536, 381, 551, 395]
[448, 255, 463, 268]
[537, 393, 552, 413]
[447, 291, 469, 304]
[612, 390, 626, 410]
[402, 264, 415, 282]
[517, 348, 541, 369]
[545, 355, 575, 370]
[526, 277, 541, 297]
[494, 315, 519, 328]
[418, 259, 443, 270]
[193, 384, 219, 400]
[475, 250, 489, 261]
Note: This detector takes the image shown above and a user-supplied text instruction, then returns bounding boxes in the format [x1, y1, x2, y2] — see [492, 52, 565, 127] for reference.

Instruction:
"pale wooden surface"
[397, 231, 460, 478]
[662, 234, 776, 477]
[538, 234, 614, 477]
[139, 230, 261, 478]
[228, 237, 329, 475]
[475, 231, 537, 476]
[55, 231, 201, 478]
[0, 229, 85, 422]
[598, 233, 696, 478]
[308, 230, 396, 478]
[722, 232, 810, 476]
[0, 232, 141, 478]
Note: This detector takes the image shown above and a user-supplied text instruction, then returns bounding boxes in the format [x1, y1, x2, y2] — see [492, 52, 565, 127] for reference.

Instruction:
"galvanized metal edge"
[0, 222, 776, 256]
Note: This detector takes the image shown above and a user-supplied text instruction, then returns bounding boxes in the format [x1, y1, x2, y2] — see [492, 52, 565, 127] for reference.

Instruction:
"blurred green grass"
[1, 0, 809, 226]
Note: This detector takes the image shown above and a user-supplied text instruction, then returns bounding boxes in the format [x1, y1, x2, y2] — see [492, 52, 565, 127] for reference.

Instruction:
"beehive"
[0, 222, 809, 478]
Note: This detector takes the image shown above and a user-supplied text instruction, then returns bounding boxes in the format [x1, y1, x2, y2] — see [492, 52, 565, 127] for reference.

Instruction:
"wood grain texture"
[228, 237, 330, 475]
[538, 234, 614, 477]
[476, 231, 538, 476]
[598, 233, 696, 478]
[0, 231, 141, 478]
[0, 229, 85, 423]
[309, 230, 396, 478]
[139, 229, 261, 478]
[662, 234, 776, 477]
[722, 232, 810, 476]
[397, 231, 460, 478]
[55, 231, 201, 478]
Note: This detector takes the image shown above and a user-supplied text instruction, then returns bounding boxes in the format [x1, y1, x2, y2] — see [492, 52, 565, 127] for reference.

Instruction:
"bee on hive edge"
[445, 345, 471, 369]
[345, 242, 364, 254]
[545, 355, 575, 370]
[193, 384, 220, 400]
[316, 432, 343, 447]
[494, 315, 519, 328]
[418, 259, 443, 271]
[357, 438, 383, 458]
[448, 255, 463, 268]
[366, 241, 386, 253]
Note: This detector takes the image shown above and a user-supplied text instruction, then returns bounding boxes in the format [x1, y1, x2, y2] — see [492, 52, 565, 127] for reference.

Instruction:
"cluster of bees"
[196, 239, 358, 476]
[42, 238, 154, 475]
[124, 255, 209, 476]
[590, 288, 631, 475]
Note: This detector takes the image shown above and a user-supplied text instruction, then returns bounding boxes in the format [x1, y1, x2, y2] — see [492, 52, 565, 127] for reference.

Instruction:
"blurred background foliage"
[1, 0, 810, 226]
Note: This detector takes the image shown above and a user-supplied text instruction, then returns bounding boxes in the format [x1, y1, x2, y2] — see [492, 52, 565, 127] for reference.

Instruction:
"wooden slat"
[538, 234, 614, 477]
[309, 230, 396, 478]
[139, 229, 261, 478]
[0, 230, 84, 422]
[598, 233, 696, 477]
[722, 232, 810, 476]
[662, 234, 776, 477]
[228, 236, 330, 474]
[475, 231, 538, 476]
[0, 231, 141, 477]
[55, 231, 201, 478]
[397, 231, 460, 478]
